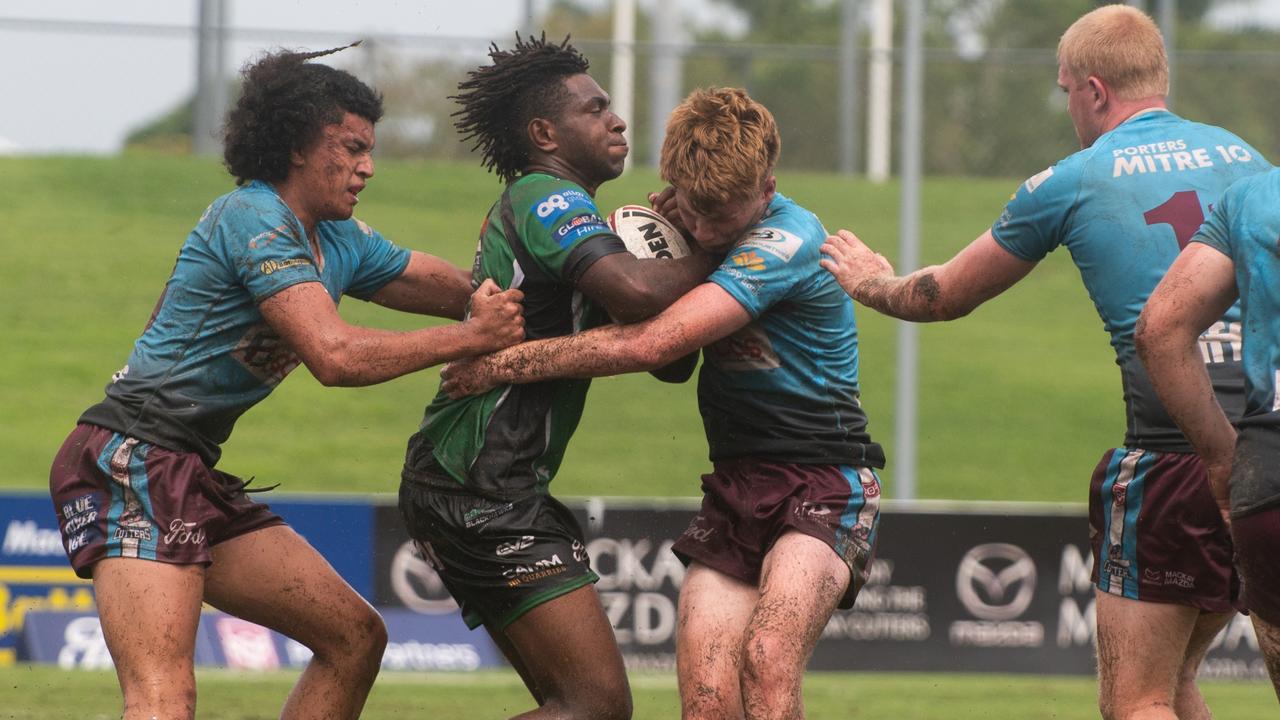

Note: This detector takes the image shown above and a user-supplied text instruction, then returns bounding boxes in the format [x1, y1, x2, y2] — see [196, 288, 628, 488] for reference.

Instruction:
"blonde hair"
[1058, 4, 1168, 100]
[659, 87, 780, 214]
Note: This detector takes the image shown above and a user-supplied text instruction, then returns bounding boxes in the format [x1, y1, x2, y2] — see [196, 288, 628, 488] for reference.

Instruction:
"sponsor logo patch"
[1023, 167, 1054, 194]
[259, 257, 313, 276]
[738, 227, 802, 262]
[232, 325, 302, 386]
[553, 213, 608, 248]
[731, 251, 767, 272]
[534, 189, 596, 228]
[248, 225, 291, 249]
[495, 535, 535, 557]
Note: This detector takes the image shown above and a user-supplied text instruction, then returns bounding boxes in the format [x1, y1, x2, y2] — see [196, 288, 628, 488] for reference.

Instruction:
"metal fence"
[7, 10, 1280, 176]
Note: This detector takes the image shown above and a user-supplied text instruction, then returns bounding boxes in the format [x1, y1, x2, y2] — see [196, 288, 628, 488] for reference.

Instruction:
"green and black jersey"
[402, 173, 628, 499]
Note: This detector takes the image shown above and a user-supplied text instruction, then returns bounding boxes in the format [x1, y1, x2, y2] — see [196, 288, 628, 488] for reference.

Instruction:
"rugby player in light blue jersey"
[48, 46, 524, 720]
[1138, 170, 1280, 700]
[440, 86, 883, 720]
[820, 6, 1269, 720]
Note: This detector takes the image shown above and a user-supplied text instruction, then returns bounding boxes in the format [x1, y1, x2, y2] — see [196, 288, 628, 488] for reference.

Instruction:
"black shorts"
[398, 478, 597, 630]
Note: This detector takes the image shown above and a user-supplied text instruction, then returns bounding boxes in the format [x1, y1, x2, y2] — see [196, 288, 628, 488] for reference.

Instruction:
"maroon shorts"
[671, 459, 881, 609]
[1232, 506, 1280, 626]
[1088, 448, 1237, 613]
[48, 423, 285, 578]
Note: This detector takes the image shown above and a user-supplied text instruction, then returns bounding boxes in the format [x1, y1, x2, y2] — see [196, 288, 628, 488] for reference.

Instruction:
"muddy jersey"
[991, 109, 1269, 452]
[403, 173, 628, 498]
[1192, 168, 1280, 430]
[79, 180, 411, 466]
[700, 193, 883, 467]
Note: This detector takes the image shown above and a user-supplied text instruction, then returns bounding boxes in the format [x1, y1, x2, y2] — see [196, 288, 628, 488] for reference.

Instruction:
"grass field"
[3, 154, 1117, 502]
[4, 155, 1276, 716]
[1, 666, 1275, 719]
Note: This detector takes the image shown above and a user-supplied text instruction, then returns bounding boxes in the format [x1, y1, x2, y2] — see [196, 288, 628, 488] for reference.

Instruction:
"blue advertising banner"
[268, 495, 376, 599]
[0, 492, 94, 666]
[19, 609, 501, 672]
[0, 490, 378, 666]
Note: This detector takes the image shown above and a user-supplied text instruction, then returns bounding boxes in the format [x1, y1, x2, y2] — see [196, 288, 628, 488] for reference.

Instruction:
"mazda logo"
[955, 543, 1036, 621]
[389, 541, 459, 614]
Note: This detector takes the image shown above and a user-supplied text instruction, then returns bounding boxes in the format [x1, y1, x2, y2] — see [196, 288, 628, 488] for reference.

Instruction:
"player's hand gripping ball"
[606, 205, 691, 260]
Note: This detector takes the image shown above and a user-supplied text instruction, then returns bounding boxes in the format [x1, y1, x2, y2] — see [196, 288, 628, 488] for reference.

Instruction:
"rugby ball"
[606, 204, 691, 260]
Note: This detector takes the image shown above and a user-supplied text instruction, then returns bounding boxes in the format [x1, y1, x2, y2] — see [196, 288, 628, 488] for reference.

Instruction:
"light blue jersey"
[81, 180, 411, 465]
[1192, 168, 1280, 429]
[700, 194, 884, 468]
[992, 109, 1269, 452]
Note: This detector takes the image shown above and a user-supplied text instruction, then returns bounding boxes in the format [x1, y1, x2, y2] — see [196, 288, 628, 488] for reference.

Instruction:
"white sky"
[0, 1, 556, 154]
[2, 0, 1278, 154]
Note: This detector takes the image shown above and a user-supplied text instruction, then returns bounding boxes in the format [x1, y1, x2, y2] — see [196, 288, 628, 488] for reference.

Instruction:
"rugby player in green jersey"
[397, 35, 722, 719]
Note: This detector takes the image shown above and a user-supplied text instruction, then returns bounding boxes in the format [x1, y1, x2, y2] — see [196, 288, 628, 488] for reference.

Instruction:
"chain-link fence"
[8, 12, 1280, 176]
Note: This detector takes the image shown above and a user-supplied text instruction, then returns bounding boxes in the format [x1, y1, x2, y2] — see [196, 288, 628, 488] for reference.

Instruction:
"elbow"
[608, 281, 673, 324]
[932, 299, 976, 322]
[306, 358, 348, 387]
[299, 336, 358, 387]
[632, 331, 686, 371]
[1134, 308, 1183, 366]
[1133, 312, 1162, 365]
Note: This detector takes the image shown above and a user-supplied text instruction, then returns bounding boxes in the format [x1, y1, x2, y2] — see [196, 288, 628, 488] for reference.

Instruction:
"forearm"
[1138, 333, 1236, 463]
[606, 251, 721, 323]
[485, 323, 685, 384]
[853, 266, 964, 322]
[370, 253, 472, 319]
[308, 322, 490, 387]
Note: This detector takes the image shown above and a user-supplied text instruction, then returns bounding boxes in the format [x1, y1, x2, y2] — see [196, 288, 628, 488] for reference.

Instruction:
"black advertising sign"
[372, 498, 1269, 678]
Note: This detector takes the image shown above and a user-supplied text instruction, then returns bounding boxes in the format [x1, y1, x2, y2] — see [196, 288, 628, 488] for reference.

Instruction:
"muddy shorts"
[398, 478, 597, 630]
[1089, 447, 1237, 613]
[1228, 427, 1280, 626]
[48, 423, 284, 578]
[670, 459, 881, 609]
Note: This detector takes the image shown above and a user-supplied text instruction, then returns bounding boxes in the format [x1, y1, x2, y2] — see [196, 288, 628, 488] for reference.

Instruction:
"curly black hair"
[451, 34, 589, 183]
[223, 43, 383, 186]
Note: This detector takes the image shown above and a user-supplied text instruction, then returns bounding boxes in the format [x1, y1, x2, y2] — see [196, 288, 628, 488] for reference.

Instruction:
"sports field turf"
[1, 666, 1275, 719]
[4, 154, 1116, 502]
[5, 155, 1277, 715]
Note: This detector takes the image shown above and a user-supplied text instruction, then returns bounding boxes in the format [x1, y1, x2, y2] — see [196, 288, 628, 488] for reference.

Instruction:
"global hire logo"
[948, 543, 1044, 648]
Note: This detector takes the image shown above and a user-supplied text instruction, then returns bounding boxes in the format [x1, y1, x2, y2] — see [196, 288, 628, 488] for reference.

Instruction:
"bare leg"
[202, 525, 387, 720]
[93, 558, 205, 720]
[1095, 589, 1214, 720]
[676, 562, 757, 720]
[1251, 614, 1280, 703]
[497, 584, 632, 720]
[487, 624, 546, 705]
[1173, 610, 1235, 720]
[741, 532, 849, 720]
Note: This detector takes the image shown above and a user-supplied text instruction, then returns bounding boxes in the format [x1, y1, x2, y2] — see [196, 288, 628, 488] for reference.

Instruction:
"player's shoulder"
[318, 216, 379, 242]
[194, 180, 304, 253]
[1220, 166, 1280, 212]
[734, 194, 823, 265]
[202, 180, 302, 242]
[510, 173, 600, 218]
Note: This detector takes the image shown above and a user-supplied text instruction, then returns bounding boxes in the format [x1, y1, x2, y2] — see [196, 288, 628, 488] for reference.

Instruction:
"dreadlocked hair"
[451, 33, 589, 183]
[223, 42, 383, 186]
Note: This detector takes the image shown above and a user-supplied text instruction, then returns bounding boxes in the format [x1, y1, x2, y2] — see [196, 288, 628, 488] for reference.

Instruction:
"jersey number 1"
[1142, 190, 1203, 249]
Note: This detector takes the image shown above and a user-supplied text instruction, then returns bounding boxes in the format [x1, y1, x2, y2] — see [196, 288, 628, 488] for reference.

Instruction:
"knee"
[348, 605, 388, 668]
[548, 677, 632, 720]
[740, 629, 798, 693]
[681, 680, 736, 720]
[311, 603, 387, 673]
[579, 678, 633, 720]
